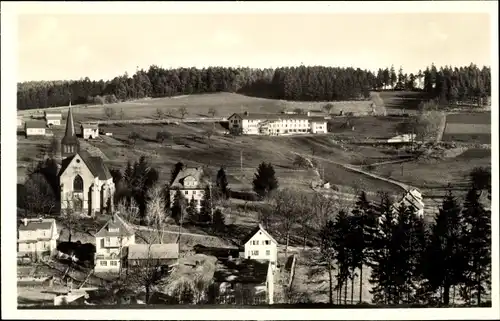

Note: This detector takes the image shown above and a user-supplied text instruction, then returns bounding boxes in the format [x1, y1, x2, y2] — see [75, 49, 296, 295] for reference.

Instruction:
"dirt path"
[291, 151, 411, 192]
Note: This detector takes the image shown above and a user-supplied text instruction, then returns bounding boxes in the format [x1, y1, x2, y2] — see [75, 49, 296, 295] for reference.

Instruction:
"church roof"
[61, 108, 79, 145]
[59, 150, 112, 180]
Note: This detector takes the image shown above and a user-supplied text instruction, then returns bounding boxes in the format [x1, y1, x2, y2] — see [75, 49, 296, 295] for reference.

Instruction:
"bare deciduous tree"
[178, 106, 188, 120]
[208, 108, 217, 118]
[23, 173, 57, 215]
[104, 107, 116, 120]
[145, 184, 169, 244]
[154, 108, 165, 120]
[273, 188, 303, 260]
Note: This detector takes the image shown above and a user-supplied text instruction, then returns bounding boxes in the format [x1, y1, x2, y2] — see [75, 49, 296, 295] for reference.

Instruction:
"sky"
[18, 13, 492, 82]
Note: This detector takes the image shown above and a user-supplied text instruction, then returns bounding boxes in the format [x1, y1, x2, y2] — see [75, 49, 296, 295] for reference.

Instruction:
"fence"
[87, 117, 226, 126]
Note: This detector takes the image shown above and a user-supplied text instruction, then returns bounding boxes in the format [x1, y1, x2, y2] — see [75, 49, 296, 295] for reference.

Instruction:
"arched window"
[73, 175, 84, 192]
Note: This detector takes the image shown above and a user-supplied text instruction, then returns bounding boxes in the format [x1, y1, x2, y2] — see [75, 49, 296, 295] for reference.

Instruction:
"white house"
[94, 214, 136, 273]
[309, 117, 328, 134]
[81, 123, 99, 140]
[393, 189, 425, 218]
[169, 167, 206, 212]
[227, 112, 328, 136]
[241, 224, 278, 265]
[44, 111, 62, 127]
[25, 121, 46, 137]
[18, 218, 59, 261]
[387, 133, 416, 143]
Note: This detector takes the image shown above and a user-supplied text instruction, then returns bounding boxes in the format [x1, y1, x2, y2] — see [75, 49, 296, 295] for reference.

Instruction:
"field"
[18, 92, 375, 123]
[327, 115, 411, 141]
[442, 112, 492, 144]
[377, 91, 430, 113]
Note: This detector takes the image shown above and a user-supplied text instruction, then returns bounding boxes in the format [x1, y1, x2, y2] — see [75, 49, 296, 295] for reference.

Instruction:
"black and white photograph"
[1, 1, 498, 319]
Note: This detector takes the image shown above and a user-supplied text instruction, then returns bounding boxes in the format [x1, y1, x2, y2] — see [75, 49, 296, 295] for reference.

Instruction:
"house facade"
[81, 123, 99, 140]
[169, 167, 206, 212]
[25, 121, 46, 137]
[94, 214, 136, 272]
[44, 112, 62, 127]
[17, 218, 59, 261]
[242, 224, 278, 265]
[393, 189, 425, 218]
[227, 112, 328, 136]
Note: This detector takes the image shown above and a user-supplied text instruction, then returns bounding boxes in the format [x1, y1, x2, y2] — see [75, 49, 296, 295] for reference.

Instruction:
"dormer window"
[108, 227, 119, 233]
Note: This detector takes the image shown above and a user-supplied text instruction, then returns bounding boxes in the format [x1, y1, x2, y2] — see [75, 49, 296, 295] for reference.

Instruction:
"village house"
[94, 214, 136, 273]
[127, 243, 179, 269]
[17, 218, 59, 262]
[393, 189, 425, 218]
[387, 133, 416, 143]
[24, 120, 46, 137]
[58, 108, 115, 216]
[44, 111, 62, 127]
[227, 112, 329, 136]
[213, 258, 275, 304]
[169, 167, 206, 212]
[241, 224, 278, 265]
[81, 123, 99, 140]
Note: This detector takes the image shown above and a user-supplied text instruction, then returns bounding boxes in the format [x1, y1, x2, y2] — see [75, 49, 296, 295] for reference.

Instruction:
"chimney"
[23, 218, 28, 226]
[244, 111, 249, 116]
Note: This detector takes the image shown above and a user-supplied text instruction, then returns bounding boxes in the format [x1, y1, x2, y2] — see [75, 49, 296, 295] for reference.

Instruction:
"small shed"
[44, 112, 62, 126]
[127, 243, 179, 268]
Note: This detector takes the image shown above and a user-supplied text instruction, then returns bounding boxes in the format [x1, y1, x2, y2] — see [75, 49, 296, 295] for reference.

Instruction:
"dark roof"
[81, 123, 99, 129]
[25, 121, 46, 129]
[18, 218, 55, 232]
[214, 259, 270, 284]
[59, 151, 112, 180]
[170, 167, 204, 189]
[95, 213, 135, 238]
[61, 108, 79, 145]
[128, 244, 179, 260]
[241, 224, 278, 245]
[309, 116, 328, 122]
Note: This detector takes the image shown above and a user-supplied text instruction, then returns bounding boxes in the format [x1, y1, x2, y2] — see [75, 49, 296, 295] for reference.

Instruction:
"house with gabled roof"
[127, 243, 179, 268]
[24, 120, 47, 137]
[44, 111, 62, 127]
[17, 218, 59, 262]
[241, 224, 278, 265]
[392, 188, 425, 218]
[169, 167, 206, 212]
[94, 213, 136, 272]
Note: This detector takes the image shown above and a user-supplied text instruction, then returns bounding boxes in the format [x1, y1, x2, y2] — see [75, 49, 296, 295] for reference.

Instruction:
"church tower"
[61, 108, 80, 158]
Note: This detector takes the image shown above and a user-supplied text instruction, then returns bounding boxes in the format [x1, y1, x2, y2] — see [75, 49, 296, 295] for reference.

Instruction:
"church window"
[73, 175, 84, 192]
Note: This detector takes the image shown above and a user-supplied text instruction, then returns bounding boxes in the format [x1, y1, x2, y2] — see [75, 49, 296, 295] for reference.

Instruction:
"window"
[252, 240, 259, 245]
[110, 261, 118, 266]
[185, 191, 189, 195]
[264, 240, 271, 245]
[193, 191, 196, 195]
[73, 175, 84, 192]
[251, 250, 259, 256]
[266, 250, 270, 256]
[106, 237, 110, 243]
[100, 260, 107, 266]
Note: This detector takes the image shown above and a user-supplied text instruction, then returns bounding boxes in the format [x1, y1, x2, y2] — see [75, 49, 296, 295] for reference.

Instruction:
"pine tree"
[460, 188, 491, 306]
[369, 192, 396, 304]
[212, 209, 226, 232]
[171, 189, 186, 224]
[333, 210, 351, 304]
[216, 166, 230, 199]
[252, 162, 279, 199]
[424, 190, 465, 306]
[198, 185, 213, 223]
[390, 65, 397, 89]
[186, 196, 197, 222]
[350, 191, 373, 303]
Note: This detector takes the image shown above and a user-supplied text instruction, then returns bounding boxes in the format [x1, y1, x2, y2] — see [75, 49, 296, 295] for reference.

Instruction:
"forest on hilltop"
[17, 63, 491, 111]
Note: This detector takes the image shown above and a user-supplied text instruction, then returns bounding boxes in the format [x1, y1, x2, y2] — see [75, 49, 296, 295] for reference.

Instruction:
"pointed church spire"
[64, 107, 76, 138]
[61, 107, 80, 158]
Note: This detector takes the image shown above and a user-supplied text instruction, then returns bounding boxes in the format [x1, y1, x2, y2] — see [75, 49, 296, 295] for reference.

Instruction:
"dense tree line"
[17, 63, 490, 110]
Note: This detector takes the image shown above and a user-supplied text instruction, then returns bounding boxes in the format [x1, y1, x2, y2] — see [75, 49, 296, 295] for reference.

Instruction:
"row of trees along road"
[17, 63, 490, 110]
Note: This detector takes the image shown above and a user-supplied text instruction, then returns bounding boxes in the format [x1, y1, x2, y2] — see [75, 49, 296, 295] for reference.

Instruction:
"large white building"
[241, 224, 278, 265]
[94, 214, 136, 273]
[227, 112, 328, 136]
[17, 218, 59, 262]
[169, 167, 206, 212]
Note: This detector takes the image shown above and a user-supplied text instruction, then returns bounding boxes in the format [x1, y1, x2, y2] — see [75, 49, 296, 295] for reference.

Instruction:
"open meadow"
[442, 112, 491, 144]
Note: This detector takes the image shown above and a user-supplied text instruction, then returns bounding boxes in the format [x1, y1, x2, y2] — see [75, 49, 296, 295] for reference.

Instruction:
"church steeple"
[61, 107, 80, 158]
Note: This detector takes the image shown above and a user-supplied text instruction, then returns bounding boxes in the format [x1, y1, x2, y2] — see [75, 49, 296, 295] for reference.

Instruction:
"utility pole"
[209, 181, 214, 224]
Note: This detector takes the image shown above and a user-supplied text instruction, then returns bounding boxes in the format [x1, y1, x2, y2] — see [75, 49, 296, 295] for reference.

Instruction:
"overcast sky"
[18, 13, 492, 82]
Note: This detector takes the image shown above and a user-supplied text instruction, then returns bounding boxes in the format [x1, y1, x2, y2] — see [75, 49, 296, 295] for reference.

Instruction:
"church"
[58, 108, 115, 216]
